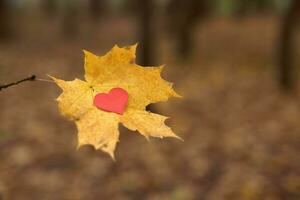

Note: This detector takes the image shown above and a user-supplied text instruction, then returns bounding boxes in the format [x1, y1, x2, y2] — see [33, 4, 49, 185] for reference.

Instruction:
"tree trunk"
[62, 0, 79, 38]
[0, 0, 11, 39]
[42, 0, 57, 17]
[178, 26, 194, 60]
[167, 0, 206, 61]
[278, 0, 300, 91]
[255, 0, 270, 12]
[89, 0, 105, 20]
[137, 0, 156, 66]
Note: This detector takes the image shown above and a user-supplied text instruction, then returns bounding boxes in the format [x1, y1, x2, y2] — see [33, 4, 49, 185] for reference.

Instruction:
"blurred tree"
[62, 0, 79, 38]
[121, 0, 140, 18]
[255, 0, 272, 11]
[0, 0, 11, 39]
[166, 0, 207, 61]
[42, 0, 58, 17]
[89, 0, 107, 20]
[136, 0, 156, 66]
[235, 0, 273, 15]
[278, 0, 300, 90]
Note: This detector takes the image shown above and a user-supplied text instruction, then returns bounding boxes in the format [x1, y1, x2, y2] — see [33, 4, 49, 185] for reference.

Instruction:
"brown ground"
[0, 14, 300, 200]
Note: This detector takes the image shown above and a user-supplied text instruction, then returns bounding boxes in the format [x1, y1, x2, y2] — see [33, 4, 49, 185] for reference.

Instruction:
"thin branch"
[0, 75, 36, 91]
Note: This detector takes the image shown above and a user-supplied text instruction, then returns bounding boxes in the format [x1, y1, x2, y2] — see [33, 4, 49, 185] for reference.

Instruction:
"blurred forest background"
[0, 0, 300, 199]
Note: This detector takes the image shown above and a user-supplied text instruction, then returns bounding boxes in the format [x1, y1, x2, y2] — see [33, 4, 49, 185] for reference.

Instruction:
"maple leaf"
[52, 44, 181, 159]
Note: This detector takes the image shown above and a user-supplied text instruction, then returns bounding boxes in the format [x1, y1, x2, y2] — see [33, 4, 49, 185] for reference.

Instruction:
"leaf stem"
[36, 78, 55, 83]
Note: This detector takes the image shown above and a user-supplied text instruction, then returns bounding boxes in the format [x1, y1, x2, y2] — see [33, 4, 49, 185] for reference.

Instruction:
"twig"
[0, 75, 36, 91]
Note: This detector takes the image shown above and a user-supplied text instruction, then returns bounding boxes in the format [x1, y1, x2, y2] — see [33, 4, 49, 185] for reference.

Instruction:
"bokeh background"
[0, 0, 300, 199]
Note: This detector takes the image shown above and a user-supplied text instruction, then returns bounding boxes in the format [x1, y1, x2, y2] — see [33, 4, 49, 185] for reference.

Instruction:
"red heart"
[93, 87, 128, 115]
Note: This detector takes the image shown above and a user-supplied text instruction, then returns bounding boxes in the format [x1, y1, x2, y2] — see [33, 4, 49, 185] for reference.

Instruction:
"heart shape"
[93, 87, 128, 115]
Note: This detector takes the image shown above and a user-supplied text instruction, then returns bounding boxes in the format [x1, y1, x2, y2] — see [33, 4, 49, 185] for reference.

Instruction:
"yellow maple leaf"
[52, 44, 181, 159]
